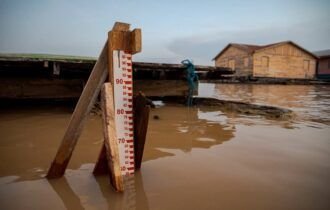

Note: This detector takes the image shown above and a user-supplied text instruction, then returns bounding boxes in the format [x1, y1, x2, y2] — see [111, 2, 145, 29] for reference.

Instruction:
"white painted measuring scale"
[112, 50, 135, 176]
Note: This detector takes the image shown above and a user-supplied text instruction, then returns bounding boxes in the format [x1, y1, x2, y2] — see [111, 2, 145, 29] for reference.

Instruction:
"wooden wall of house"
[318, 58, 330, 75]
[253, 43, 316, 79]
[215, 46, 253, 76]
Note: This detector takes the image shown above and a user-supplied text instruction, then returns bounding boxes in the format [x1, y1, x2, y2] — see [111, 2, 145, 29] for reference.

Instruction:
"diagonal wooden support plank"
[47, 42, 109, 178]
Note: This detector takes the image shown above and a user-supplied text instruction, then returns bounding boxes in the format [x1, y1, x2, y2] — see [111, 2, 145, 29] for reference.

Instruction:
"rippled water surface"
[0, 84, 329, 210]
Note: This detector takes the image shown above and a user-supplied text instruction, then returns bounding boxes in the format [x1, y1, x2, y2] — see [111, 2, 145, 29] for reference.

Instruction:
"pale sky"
[0, 0, 329, 65]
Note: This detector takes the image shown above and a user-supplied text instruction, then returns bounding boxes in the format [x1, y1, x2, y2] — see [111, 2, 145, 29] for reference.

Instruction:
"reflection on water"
[0, 84, 330, 210]
[144, 106, 235, 161]
[0, 106, 103, 181]
[0, 164, 149, 210]
[199, 83, 330, 124]
[94, 173, 149, 210]
[48, 177, 85, 210]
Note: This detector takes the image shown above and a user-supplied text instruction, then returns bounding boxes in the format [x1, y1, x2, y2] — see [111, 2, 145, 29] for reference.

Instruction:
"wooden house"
[314, 50, 330, 80]
[213, 41, 318, 79]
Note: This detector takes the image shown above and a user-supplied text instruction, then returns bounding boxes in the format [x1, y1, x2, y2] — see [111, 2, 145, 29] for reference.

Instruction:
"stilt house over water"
[314, 49, 330, 80]
[213, 41, 318, 79]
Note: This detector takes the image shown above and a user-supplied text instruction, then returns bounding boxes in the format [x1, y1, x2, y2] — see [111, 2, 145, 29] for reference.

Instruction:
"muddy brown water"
[0, 84, 329, 210]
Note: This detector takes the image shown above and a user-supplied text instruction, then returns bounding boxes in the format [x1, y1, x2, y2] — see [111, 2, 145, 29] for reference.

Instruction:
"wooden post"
[47, 42, 108, 178]
[101, 83, 124, 191]
[133, 92, 150, 169]
[47, 21, 145, 193]
[93, 144, 109, 175]
[94, 92, 151, 174]
[93, 22, 142, 191]
[107, 23, 141, 82]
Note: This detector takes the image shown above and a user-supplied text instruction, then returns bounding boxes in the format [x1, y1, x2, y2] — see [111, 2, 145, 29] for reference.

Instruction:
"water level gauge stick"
[94, 22, 142, 192]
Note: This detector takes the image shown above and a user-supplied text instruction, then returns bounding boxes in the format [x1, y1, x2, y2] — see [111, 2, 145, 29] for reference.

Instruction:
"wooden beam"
[133, 93, 150, 169]
[108, 31, 132, 52]
[131, 29, 142, 54]
[93, 93, 150, 173]
[46, 42, 109, 178]
[101, 83, 124, 192]
[94, 25, 130, 176]
[108, 24, 132, 82]
[95, 21, 142, 192]
[93, 144, 108, 175]
[112, 22, 130, 31]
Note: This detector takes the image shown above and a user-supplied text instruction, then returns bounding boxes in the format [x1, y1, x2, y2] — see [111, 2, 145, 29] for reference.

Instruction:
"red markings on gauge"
[113, 51, 135, 176]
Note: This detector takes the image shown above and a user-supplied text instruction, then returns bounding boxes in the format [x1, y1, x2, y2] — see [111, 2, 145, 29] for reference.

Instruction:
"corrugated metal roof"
[0, 53, 97, 63]
[313, 49, 330, 58]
